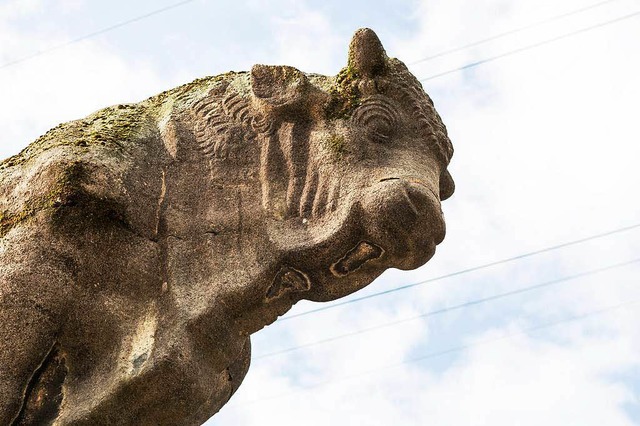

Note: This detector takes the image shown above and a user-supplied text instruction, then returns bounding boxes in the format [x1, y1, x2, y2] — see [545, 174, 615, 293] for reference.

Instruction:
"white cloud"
[0, 0, 42, 20]
[248, 0, 345, 74]
[0, 0, 168, 160]
[412, 329, 637, 426]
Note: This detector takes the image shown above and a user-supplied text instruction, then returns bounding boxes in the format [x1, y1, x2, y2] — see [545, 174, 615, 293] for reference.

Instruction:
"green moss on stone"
[325, 65, 361, 120]
[0, 104, 146, 171]
[0, 163, 83, 238]
[326, 134, 348, 160]
[0, 209, 32, 238]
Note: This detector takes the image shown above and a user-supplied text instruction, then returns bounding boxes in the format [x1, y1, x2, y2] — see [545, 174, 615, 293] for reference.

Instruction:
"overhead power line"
[0, 0, 626, 73]
[254, 257, 640, 360]
[237, 297, 639, 406]
[0, 0, 198, 70]
[277, 222, 640, 322]
[419, 10, 640, 82]
[408, 0, 622, 66]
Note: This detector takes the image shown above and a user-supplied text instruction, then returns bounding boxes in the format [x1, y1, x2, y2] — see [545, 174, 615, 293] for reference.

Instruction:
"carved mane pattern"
[372, 61, 453, 165]
[388, 71, 453, 164]
[190, 82, 309, 220]
[191, 85, 264, 161]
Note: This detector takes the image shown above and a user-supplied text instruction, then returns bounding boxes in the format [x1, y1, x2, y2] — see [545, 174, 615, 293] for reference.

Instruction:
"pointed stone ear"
[251, 64, 309, 110]
[347, 28, 388, 78]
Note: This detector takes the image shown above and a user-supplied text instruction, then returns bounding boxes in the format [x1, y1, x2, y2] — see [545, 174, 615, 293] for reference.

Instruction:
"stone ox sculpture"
[0, 29, 454, 424]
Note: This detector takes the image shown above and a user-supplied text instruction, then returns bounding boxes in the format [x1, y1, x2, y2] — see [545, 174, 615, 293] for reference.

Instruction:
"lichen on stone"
[326, 133, 348, 160]
[0, 104, 147, 173]
[152, 72, 243, 113]
[0, 163, 82, 237]
[325, 65, 361, 120]
[0, 209, 32, 238]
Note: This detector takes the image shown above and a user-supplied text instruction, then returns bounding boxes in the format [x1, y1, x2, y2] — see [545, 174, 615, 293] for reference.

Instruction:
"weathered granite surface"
[0, 28, 454, 425]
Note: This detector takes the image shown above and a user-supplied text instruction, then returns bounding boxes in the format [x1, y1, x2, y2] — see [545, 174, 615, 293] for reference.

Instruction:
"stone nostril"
[404, 181, 446, 245]
[405, 181, 439, 208]
[379, 177, 400, 183]
[404, 184, 428, 214]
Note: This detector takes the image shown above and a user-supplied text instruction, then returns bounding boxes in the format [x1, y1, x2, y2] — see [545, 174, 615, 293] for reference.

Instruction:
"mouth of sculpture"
[261, 176, 445, 304]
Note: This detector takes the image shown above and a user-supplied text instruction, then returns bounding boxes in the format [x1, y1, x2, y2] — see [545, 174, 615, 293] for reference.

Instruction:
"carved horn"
[251, 64, 309, 112]
[347, 28, 388, 78]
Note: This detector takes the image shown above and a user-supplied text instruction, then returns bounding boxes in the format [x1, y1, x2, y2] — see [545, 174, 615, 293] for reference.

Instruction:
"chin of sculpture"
[0, 28, 454, 425]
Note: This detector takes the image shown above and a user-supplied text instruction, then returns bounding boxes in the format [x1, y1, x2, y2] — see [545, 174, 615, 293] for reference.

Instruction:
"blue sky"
[2, 0, 640, 424]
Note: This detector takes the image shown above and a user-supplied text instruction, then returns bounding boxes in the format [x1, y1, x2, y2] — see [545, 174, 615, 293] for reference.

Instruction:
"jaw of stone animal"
[252, 154, 448, 305]
[295, 181, 445, 303]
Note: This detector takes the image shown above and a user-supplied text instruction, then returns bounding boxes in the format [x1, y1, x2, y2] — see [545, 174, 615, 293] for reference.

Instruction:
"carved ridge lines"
[311, 173, 330, 219]
[192, 85, 316, 221]
[192, 89, 257, 161]
[258, 133, 283, 212]
[299, 170, 318, 218]
[279, 122, 310, 218]
[386, 76, 452, 164]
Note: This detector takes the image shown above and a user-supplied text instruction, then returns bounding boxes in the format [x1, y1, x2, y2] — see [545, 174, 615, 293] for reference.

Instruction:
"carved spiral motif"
[351, 95, 400, 144]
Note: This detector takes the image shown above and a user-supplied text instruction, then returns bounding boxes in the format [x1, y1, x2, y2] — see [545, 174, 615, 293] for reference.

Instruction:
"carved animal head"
[187, 28, 453, 329]
[249, 29, 454, 302]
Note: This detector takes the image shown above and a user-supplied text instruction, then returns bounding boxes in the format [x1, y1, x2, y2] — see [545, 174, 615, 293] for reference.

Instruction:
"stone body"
[0, 29, 454, 425]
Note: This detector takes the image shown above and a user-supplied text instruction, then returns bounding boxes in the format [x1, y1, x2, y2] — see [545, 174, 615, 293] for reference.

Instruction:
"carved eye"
[368, 119, 393, 144]
[352, 95, 399, 144]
